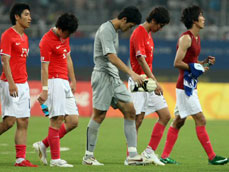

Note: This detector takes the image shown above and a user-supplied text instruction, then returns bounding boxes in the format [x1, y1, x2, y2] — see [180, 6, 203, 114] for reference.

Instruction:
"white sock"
[145, 146, 154, 154]
[16, 158, 25, 163]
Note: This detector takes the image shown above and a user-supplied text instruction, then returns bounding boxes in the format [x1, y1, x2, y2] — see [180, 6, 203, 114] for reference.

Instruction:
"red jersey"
[0, 27, 29, 83]
[130, 25, 154, 75]
[39, 28, 71, 80]
[176, 31, 200, 89]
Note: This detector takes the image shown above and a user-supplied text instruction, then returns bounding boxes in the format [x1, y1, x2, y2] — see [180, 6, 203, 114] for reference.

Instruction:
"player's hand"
[154, 82, 163, 96]
[70, 81, 76, 93]
[207, 56, 215, 65]
[131, 72, 144, 86]
[9, 82, 18, 97]
[38, 90, 48, 104]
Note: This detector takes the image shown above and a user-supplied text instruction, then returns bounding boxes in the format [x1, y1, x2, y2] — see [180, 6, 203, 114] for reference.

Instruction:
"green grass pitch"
[0, 117, 228, 172]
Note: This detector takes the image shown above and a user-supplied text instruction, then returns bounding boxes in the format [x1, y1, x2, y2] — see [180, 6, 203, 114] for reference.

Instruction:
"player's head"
[146, 7, 170, 32]
[181, 5, 205, 29]
[10, 3, 31, 28]
[55, 13, 78, 39]
[117, 6, 142, 32]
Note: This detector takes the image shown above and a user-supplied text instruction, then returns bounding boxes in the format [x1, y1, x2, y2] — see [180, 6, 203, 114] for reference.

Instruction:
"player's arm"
[137, 56, 162, 95]
[174, 35, 191, 70]
[107, 53, 143, 85]
[67, 53, 76, 93]
[1, 55, 18, 97]
[38, 62, 49, 104]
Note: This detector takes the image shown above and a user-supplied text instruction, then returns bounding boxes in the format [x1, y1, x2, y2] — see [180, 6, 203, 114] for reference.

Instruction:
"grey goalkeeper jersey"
[93, 21, 120, 78]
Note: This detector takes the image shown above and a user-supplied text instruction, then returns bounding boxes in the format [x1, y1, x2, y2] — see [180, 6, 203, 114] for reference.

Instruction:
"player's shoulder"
[40, 30, 52, 44]
[1, 27, 14, 38]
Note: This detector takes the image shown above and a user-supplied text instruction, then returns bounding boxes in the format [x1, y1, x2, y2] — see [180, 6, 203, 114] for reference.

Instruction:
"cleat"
[124, 154, 146, 166]
[32, 141, 48, 165]
[50, 159, 73, 167]
[15, 160, 38, 167]
[209, 155, 228, 165]
[82, 156, 104, 165]
[160, 157, 178, 164]
[141, 150, 165, 166]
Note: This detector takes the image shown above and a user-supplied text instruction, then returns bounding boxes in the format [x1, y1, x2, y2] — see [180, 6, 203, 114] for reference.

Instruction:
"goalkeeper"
[128, 7, 171, 165]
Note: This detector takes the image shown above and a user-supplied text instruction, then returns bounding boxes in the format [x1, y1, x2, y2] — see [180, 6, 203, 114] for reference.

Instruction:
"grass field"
[0, 117, 229, 172]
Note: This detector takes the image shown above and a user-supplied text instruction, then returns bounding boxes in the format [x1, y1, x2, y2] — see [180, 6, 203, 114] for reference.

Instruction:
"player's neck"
[12, 25, 24, 35]
[110, 18, 119, 31]
[52, 27, 60, 37]
[189, 27, 200, 37]
[142, 22, 151, 33]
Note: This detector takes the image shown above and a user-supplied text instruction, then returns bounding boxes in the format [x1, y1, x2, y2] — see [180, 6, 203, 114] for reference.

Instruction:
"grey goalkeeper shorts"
[91, 71, 132, 111]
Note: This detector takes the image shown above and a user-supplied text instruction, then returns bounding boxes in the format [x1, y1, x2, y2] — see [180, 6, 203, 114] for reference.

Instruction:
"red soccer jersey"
[0, 27, 29, 83]
[176, 31, 200, 89]
[39, 29, 71, 80]
[130, 25, 154, 75]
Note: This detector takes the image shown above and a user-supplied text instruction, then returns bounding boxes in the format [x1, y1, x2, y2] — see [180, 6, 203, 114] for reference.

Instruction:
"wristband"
[42, 86, 48, 91]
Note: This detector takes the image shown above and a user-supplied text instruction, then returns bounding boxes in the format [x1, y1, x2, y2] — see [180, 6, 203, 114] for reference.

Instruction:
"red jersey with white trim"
[39, 28, 71, 80]
[176, 30, 200, 89]
[0, 27, 29, 83]
[130, 25, 154, 75]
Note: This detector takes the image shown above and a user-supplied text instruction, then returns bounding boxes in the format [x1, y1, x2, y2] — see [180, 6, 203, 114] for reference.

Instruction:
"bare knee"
[93, 109, 106, 124]
[157, 108, 171, 126]
[65, 116, 79, 131]
[16, 118, 29, 130]
[136, 114, 144, 130]
[172, 116, 186, 129]
[192, 113, 206, 126]
[1, 117, 16, 131]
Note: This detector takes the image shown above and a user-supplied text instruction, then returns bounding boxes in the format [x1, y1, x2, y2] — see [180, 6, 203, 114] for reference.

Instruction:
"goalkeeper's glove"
[130, 78, 157, 92]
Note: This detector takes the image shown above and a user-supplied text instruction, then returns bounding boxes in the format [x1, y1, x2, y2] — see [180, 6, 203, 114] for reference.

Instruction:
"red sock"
[161, 126, 179, 159]
[196, 126, 216, 160]
[42, 123, 67, 148]
[148, 122, 165, 151]
[48, 127, 60, 160]
[15, 145, 26, 159]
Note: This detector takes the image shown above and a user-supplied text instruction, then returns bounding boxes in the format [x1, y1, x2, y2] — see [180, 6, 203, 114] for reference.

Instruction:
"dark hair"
[146, 7, 170, 25]
[181, 5, 203, 29]
[10, 3, 30, 25]
[55, 13, 78, 34]
[117, 6, 142, 25]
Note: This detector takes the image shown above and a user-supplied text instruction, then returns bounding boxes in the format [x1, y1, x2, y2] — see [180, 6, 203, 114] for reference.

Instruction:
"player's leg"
[192, 112, 228, 165]
[135, 113, 145, 132]
[82, 71, 111, 165]
[37, 94, 79, 149]
[0, 116, 16, 135]
[82, 108, 106, 165]
[15, 117, 38, 167]
[117, 101, 145, 165]
[160, 115, 185, 164]
[142, 107, 170, 166]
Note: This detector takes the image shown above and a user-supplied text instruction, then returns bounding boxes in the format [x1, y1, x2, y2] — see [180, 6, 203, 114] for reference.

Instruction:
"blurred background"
[0, 0, 228, 82]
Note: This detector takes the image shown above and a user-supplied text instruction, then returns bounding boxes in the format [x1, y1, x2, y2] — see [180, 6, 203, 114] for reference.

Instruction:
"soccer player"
[160, 5, 228, 165]
[128, 7, 170, 166]
[82, 6, 145, 166]
[0, 3, 37, 167]
[32, 13, 79, 167]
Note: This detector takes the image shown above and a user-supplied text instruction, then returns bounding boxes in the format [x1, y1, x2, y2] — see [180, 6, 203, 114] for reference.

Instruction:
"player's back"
[93, 21, 119, 79]
[176, 30, 201, 89]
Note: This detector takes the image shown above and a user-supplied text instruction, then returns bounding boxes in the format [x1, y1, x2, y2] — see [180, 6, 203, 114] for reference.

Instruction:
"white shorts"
[128, 78, 168, 116]
[0, 81, 30, 118]
[174, 88, 202, 119]
[45, 78, 79, 118]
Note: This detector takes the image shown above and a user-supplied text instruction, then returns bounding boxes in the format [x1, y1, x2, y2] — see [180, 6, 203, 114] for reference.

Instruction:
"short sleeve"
[133, 30, 146, 58]
[100, 27, 116, 56]
[66, 38, 71, 54]
[0, 32, 12, 57]
[39, 37, 51, 62]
